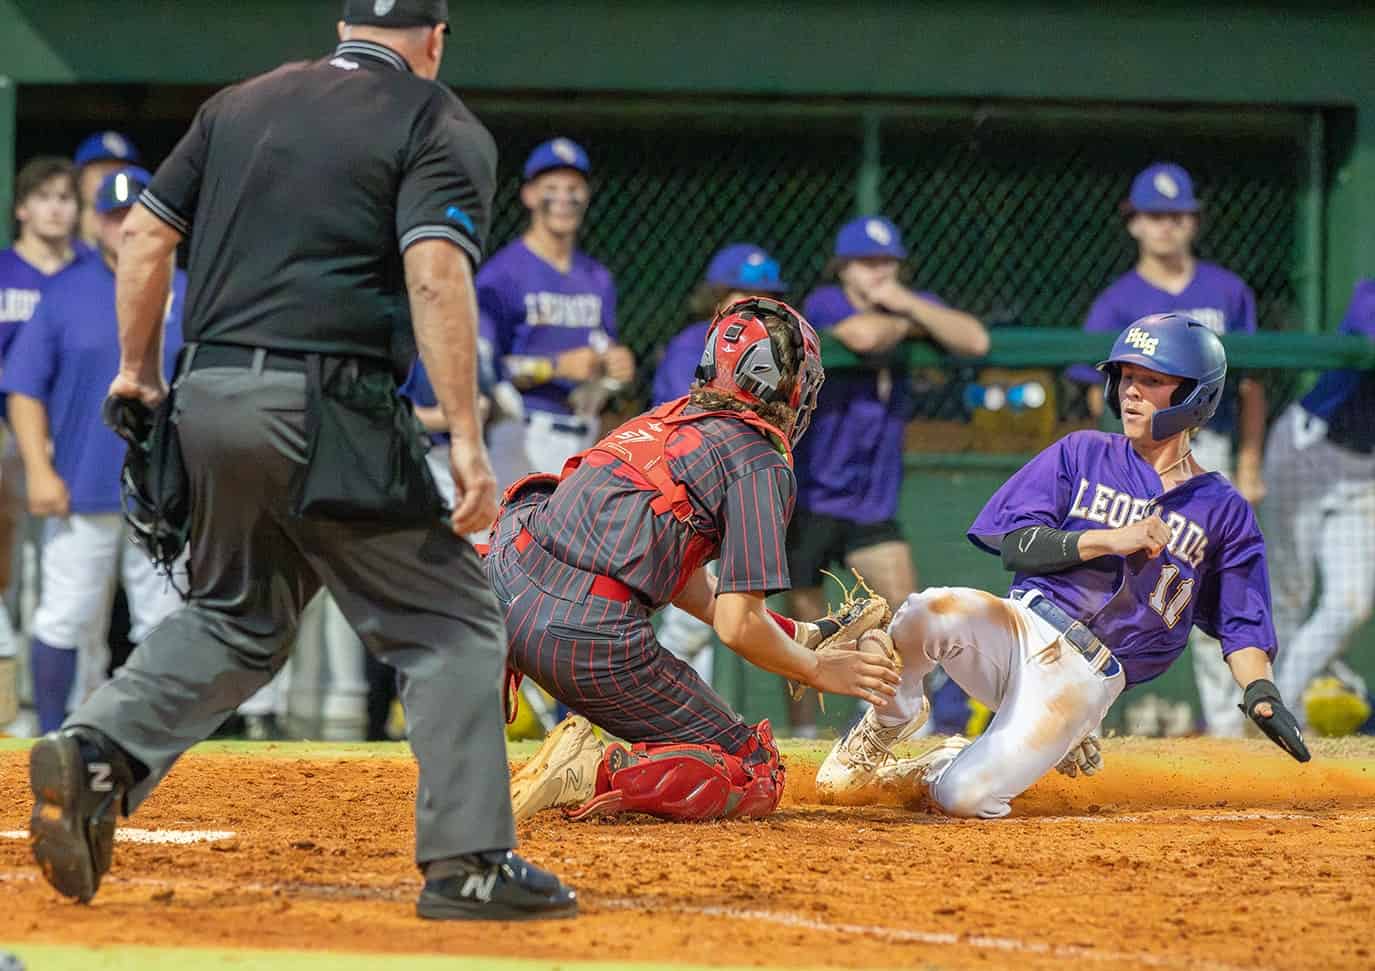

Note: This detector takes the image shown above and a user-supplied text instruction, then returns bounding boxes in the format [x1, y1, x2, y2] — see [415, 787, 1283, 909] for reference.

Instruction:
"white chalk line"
[0, 828, 235, 845]
[595, 896, 1267, 971]
[0, 865, 1272, 971]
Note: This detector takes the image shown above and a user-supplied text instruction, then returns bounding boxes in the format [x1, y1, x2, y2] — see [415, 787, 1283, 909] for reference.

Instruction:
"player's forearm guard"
[1000, 525, 1084, 574]
[1239, 678, 1312, 763]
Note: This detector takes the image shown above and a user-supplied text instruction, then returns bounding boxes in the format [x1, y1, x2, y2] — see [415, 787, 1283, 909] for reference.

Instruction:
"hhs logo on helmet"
[1123, 327, 1159, 355]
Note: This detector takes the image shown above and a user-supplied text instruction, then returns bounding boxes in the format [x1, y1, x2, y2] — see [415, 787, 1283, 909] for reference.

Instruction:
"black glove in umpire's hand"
[102, 395, 155, 448]
[102, 393, 191, 583]
[1239, 678, 1311, 763]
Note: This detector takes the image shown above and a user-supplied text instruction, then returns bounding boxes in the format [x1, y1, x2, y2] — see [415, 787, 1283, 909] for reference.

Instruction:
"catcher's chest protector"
[565, 720, 785, 821]
[560, 397, 792, 600]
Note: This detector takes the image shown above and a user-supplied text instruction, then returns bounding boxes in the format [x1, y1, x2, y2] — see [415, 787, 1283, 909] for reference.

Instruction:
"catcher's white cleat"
[873, 734, 972, 792]
[815, 699, 930, 795]
[510, 714, 604, 822]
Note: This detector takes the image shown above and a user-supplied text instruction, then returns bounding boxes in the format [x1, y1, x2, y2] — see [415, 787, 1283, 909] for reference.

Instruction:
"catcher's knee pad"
[565, 720, 784, 822]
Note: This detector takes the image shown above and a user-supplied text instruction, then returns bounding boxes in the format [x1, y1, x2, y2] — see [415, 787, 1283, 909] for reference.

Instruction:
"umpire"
[28, 0, 576, 921]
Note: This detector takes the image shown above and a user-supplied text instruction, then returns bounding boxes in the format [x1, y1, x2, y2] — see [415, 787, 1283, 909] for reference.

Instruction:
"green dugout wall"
[1, 0, 1372, 313]
[1, 1, 1371, 730]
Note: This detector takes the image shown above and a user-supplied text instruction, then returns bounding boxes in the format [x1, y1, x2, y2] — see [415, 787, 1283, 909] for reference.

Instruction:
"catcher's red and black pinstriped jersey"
[524, 408, 795, 608]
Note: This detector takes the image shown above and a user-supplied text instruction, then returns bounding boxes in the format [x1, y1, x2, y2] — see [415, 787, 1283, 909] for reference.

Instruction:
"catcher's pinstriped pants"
[68, 366, 515, 863]
[486, 493, 752, 753]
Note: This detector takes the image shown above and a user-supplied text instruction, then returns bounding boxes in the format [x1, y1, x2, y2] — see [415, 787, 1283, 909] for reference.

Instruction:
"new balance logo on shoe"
[460, 872, 498, 903]
[88, 763, 113, 793]
[563, 766, 584, 797]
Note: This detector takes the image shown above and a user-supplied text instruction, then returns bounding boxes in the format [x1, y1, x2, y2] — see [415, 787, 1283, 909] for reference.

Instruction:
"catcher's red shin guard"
[564, 721, 784, 821]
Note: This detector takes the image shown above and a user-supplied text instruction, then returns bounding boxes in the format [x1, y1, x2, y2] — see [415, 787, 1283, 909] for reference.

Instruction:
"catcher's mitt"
[787, 570, 895, 710]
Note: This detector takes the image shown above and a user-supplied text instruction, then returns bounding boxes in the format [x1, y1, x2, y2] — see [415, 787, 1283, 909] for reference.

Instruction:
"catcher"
[485, 296, 900, 822]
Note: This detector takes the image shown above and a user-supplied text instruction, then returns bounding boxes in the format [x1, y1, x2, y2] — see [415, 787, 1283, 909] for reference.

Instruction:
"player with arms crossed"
[816, 313, 1309, 816]
[491, 297, 900, 822]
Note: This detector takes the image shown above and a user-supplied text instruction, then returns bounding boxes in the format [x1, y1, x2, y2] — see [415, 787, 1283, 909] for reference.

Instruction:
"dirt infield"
[2, 737, 1374, 971]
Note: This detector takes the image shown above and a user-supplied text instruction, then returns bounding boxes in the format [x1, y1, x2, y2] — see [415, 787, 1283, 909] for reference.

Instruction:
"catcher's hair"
[689, 312, 800, 435]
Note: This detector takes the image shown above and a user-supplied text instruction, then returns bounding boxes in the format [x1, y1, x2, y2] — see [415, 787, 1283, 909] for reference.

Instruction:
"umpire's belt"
[1013, 589, 1123, 679]
[187, 343, 309, 374]
[515, 526, 635, 604]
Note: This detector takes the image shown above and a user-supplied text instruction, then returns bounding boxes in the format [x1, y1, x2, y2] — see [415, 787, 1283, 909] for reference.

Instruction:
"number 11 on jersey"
[1149, 565, 1194, 628]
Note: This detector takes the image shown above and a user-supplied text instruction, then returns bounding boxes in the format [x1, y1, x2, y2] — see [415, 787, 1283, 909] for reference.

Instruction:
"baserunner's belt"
[1013, 589, 1123, 679]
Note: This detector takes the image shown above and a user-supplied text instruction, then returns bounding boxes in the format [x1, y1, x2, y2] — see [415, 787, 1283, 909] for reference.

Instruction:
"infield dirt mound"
[2, 737, 1373, 971]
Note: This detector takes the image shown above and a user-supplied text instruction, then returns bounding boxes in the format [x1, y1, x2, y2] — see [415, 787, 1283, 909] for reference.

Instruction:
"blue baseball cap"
[74, 131, 141, 168]
[523, 138, 590, 183]
[93, 166, 152, 214]
[705, 243, 787, 294]
[1127, 162, 1200, 214]
[834, 216, 907, 261]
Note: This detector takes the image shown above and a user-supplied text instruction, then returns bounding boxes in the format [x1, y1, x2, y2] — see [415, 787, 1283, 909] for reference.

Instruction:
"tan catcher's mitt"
[788, 570, 898, 710]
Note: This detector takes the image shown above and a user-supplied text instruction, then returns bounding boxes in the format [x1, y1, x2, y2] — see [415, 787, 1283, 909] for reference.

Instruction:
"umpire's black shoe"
[29, 729, 132, 903]
[417, 850, 578, 921]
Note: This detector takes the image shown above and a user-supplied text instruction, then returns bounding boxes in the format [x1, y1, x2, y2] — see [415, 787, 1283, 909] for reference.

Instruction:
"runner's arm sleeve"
[999, 525, 1085, 574]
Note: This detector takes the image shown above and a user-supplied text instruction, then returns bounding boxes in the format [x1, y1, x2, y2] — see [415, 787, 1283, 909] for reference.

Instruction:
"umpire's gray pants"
[69, 367, 515, 863]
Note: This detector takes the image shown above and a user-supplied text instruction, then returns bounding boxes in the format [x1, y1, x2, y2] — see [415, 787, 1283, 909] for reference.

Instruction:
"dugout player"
[2, 166, 184, 733]
[0, 156, 82, 724]
[1266, 280, 1375, 727]
[1069, 162, 1267, 737]
[27, 0, 576, 921]
[73, 132, 142, 252]
[787, 216, 987, 733]
[817, 313, 1309, 816]
[491, 296, 900, 823]
[481, 137, 634, 486]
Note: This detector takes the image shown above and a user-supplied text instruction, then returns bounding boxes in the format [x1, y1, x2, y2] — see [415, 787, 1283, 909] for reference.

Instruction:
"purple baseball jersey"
[793, 285, 942, 523]
[526, 406, 795, 608]
[967, 430, 1276, 686]
[1071, 263, 1256, 433]
[0, 248, 78, 365]
[477, 239, 617, 416]
[652, 320, 710, 406]
[1300, 279, 1375, 453]
[0, 257, 186, 514]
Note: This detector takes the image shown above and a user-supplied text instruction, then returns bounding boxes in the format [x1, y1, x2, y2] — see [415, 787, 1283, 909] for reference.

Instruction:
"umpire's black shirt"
[139, 39, 496, 361]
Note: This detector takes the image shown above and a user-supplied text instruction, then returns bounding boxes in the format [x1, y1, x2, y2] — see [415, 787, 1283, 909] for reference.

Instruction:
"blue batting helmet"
[1096, 313, 1227, 440]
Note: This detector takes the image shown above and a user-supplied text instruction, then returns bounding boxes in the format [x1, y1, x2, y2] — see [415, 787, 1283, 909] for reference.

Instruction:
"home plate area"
[1, 737, 1373, 971]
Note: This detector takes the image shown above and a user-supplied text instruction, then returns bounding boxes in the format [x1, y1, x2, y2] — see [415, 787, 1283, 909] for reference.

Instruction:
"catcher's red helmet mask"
[694, 296, 824, 445]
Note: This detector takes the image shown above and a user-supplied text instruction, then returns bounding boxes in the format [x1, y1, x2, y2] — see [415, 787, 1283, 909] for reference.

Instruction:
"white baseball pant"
[882, 586, 1125, 818]
[488, 409, 598, 487]
[32, 513, 182, 705]
[1265, 405, 1375, 724]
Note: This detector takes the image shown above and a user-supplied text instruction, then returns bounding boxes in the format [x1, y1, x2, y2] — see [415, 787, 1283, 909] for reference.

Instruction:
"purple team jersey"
[1071, 263, 1256, 433]
[478, 239, 617, 416]
[0, 257, 186, 514]
[652, 320, 710, 406]
[0, 248, 76, 364]
[968, 430, 1276, 686]
[794, 285, 942, 523]
[1300, 279, 1375, 453]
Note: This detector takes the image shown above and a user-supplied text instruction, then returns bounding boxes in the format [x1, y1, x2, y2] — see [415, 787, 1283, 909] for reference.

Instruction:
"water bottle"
[964, 381, 1045, 413]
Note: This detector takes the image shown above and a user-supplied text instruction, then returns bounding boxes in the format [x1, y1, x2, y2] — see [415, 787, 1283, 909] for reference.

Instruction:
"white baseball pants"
[884, 586, 1125, 818]
[33, 513, 182, 703]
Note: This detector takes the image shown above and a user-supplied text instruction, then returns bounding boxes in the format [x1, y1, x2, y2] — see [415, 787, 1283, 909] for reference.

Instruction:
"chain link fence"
[474, 98, 1311, 421]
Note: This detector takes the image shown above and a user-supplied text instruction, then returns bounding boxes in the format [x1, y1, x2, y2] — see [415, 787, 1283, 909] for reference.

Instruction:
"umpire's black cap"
[342, 0, 449, 30]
